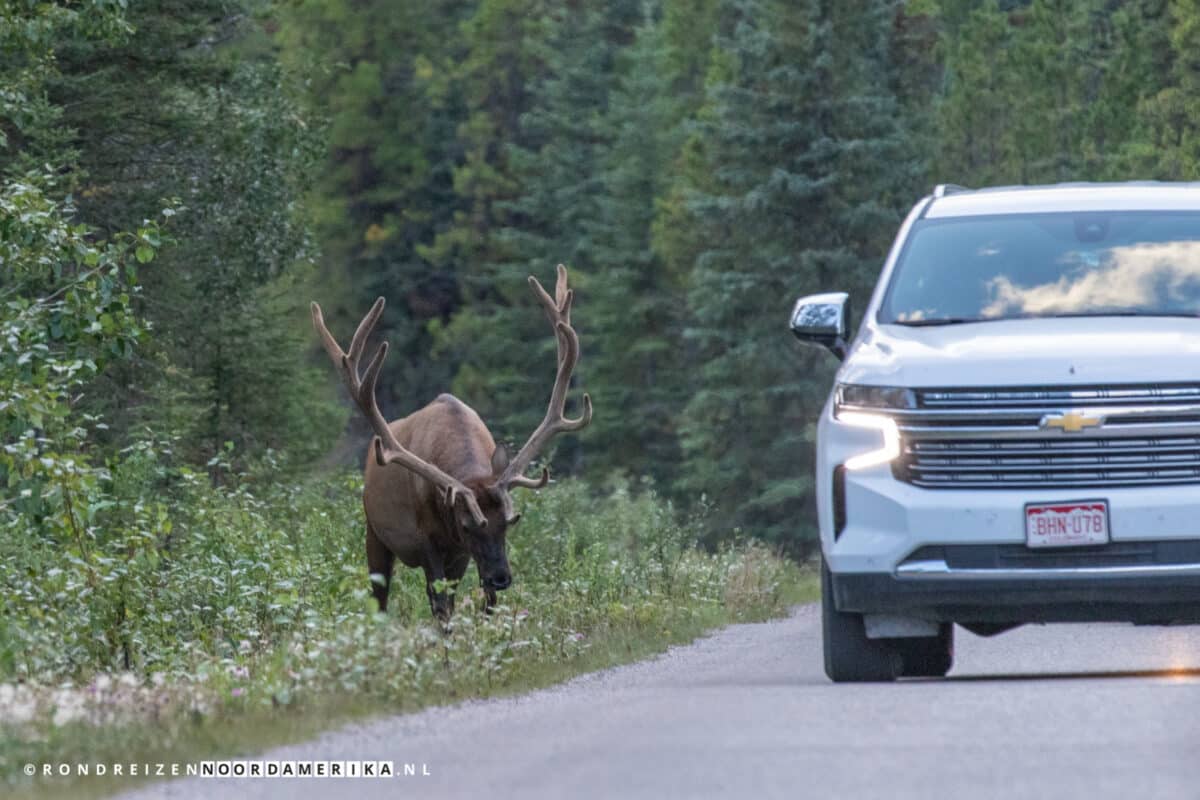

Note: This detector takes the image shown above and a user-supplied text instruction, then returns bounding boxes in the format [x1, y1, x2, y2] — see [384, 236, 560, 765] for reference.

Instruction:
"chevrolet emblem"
[1040, 411, 1104, 433]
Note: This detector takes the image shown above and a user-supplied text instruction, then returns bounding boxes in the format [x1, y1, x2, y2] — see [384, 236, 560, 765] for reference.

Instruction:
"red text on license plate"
[1024, 501, 1109, 549]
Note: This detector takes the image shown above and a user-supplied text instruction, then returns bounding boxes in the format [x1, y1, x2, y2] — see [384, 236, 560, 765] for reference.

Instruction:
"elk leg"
[366, 524, 394, 612]
[423, 561, 452, 623]
[443, 553, 470, 619]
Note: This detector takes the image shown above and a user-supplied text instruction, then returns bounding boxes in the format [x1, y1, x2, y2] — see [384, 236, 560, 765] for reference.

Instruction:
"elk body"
[312, 266, 591, 620]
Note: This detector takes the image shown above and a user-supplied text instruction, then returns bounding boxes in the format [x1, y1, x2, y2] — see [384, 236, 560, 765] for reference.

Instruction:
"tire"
[821, 558, 901, 682]
[894, 624, 954, 678]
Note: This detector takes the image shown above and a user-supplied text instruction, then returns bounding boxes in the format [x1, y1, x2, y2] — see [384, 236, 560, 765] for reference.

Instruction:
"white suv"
[792, 182, 1200, 682]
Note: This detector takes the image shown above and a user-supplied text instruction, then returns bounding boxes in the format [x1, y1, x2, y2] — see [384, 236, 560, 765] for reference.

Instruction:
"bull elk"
[311, 265, 591, 620]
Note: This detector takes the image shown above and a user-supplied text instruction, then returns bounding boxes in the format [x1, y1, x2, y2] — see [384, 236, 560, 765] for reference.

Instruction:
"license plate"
[1024, 500, 1109, 548]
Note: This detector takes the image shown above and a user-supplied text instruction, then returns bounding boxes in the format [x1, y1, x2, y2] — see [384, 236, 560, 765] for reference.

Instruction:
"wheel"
[894, 624, 954, 678]
[821, 558, 901, 682]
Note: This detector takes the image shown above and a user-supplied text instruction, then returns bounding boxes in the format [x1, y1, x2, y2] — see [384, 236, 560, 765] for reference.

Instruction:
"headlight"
[836, 383, 916, 410]
[837, 412, 901, 470]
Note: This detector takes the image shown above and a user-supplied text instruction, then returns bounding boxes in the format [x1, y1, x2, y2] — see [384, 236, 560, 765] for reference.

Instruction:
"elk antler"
[311, 298, 487, 527]
[501, 264, 593, 489]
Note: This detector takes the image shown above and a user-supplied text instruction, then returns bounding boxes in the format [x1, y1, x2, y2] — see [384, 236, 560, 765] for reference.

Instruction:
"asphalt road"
[120, 604, 1200, 800]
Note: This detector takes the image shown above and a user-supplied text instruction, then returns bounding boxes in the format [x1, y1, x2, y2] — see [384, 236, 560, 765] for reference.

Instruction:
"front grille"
[882, 383, 1200, 489]
[918, 384, 1200, 409]
[897, 434, 1200, 487]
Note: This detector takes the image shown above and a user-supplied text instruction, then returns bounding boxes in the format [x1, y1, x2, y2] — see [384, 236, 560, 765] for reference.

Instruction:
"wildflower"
[51, 689, 85, 726]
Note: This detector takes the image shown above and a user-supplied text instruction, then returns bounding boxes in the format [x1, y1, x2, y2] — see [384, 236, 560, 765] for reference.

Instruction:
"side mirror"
[790, 292, 851, 360]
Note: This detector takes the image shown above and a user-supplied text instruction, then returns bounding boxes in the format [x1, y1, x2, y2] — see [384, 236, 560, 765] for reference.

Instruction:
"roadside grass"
[0, 471, 815, 799]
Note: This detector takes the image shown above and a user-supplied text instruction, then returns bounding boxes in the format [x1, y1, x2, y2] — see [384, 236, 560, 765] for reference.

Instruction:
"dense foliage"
[1, 471, 791, 691]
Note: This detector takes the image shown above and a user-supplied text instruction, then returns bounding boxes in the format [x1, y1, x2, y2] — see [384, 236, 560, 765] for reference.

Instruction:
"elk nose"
[490, 572, 511, 590]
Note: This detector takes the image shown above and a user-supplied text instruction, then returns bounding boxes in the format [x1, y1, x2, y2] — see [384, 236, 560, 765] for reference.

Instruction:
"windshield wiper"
[890, 317, 984, 327]
[1039, 311, 1200, 319]
[893, 312, 1200, 326]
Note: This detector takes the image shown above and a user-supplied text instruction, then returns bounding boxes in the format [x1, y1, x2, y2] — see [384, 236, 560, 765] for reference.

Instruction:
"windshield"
[879, 211, 1200, 325]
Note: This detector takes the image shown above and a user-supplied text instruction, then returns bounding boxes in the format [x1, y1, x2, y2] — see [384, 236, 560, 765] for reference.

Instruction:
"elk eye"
[506, 513, 522, 527]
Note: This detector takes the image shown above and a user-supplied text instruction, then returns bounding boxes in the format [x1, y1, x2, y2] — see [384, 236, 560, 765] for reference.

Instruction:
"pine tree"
[1080, 0, 1171, 178]
[583, 6, 687, 486]
[422, 0, 553, 282]
[932, 0, 1154, 186]
[661, 0, 721, 113]
[932, 1, 1019, 184]
[1010, 0, 1109, 182]
[433, 0, 640, 466]
[49, 1, 338, 461]
[651, 0, 725, 321]
[1122, 0, 1200, 178]
[420, 0, 555, 451]
[674, 0, 917, 547]
[282, 0, 473, 427]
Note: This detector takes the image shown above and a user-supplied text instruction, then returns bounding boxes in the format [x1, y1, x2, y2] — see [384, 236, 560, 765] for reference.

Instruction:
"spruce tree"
[932, 0, 1152, 186]
[50, 1, 338, 461]
[1008, 0, 1106, 182]
[932, 0, 1019, 184]
[674, 0, 916, 547]
[1079, 1, 1170, 178]
[583, 6, 687, 486]
[433, 0, 640, 466]
[282, 0, 472, 427]
[1123, 0, 1200, 178]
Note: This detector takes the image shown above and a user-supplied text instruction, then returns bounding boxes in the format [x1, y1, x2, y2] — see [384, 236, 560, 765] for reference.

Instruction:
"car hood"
[841, 317, 1200, 388]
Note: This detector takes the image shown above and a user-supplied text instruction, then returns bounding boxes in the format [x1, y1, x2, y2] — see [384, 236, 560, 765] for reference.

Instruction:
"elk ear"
[490, 444, 510, 476]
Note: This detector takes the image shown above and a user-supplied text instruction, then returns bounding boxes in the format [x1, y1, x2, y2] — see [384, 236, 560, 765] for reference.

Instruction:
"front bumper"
[832, 565, 1200, 624]
[817, 402, 1200, 623]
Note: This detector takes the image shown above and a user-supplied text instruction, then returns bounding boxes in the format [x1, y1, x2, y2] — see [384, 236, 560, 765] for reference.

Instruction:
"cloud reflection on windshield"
[982, 241, 1200, 317]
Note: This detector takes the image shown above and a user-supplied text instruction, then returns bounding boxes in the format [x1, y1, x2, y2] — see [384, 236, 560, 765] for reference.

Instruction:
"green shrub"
[1, 463, 799, 730]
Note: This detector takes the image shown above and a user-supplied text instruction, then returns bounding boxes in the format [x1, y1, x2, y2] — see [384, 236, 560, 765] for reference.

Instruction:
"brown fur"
[364, 395, 515, 618]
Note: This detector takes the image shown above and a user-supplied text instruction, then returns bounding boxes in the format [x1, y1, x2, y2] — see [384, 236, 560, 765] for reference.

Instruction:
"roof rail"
[932, 183, 971, 197]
